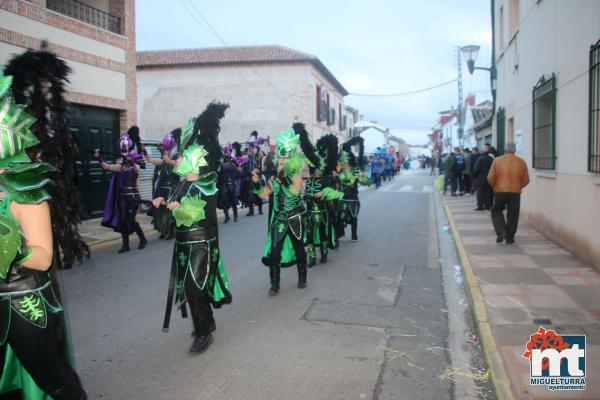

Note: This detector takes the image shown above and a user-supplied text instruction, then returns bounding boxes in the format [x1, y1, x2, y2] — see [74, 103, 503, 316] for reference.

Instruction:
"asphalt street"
[60, 170, 488, 400]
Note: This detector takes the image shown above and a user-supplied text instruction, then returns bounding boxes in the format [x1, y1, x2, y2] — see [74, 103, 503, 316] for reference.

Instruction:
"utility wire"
[185, 0, 295, 97]
[348, 78, 458, 97]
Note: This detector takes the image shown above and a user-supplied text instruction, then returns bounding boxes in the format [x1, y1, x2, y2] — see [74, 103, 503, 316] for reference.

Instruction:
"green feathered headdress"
[0, 73, 54, 204]
[276, 128, 300, 158]
[173, 142, 208, 177]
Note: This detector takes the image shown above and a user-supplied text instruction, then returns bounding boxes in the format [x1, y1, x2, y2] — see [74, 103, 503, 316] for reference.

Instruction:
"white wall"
[137, 63, 346, 143]
[495, 0, 600, 267]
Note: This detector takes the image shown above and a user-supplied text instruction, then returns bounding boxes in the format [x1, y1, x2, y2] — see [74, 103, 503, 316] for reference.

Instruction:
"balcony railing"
[46, 0, 121, 34]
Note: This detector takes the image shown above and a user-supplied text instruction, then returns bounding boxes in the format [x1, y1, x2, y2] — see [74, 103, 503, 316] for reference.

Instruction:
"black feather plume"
[316, 134, 338, 176]
[342, 136, 365, 170]
[232, 141, 242, 157]
[192, 101, 229, 171]
[293, 122, 319, 169]
[5, 49, 89, 268]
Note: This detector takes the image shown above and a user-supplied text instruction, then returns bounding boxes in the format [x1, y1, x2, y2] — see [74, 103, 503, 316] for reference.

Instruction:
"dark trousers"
[491, 192, 521, 240]
[476, 180, 493, 209]
[451, 174, 463, 194]
[118, 195, 145, 246]
[270, 231, 307, 269]
[0, 310, 86, 399]
[463, 174, 472, 193]
[443, 175, 454, 194]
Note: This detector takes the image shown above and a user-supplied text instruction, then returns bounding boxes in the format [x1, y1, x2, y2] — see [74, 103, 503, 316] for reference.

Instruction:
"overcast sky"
[136, 0, 492, 133]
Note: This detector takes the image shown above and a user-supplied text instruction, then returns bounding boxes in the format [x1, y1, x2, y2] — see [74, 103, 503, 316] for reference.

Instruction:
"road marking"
[422, 185, 433, 192]
[400, 185, 414, 191]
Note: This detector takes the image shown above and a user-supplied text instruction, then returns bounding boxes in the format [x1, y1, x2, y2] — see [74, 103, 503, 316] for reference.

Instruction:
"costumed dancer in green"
[337, 137, 371, 242]
[0, 73, 86, 399]
[299, 128, 343, 267]
[253, 124, 308, 295]
[158, 102, 232, 354]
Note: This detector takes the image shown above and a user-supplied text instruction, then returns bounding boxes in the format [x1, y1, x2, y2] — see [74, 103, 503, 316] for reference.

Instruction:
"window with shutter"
[316, 85, 322, 122]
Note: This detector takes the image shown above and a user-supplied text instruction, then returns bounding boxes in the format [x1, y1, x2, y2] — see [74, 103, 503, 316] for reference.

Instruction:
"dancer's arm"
[94, 149, 121, 172]
[10, 201, 53, 271]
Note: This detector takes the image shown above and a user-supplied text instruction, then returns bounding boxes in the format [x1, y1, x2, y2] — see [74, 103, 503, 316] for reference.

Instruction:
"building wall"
[308, 67, 346, 141]
[495, 0, 600, 268]
[0, 0, 136, 131]
[137, 62, 346, 143]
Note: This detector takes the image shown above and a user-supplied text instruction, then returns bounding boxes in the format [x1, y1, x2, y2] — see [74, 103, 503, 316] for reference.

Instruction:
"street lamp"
[461, 44, 495, 81]
[460, 44, 498, 150]
[460, 45, 480, 74]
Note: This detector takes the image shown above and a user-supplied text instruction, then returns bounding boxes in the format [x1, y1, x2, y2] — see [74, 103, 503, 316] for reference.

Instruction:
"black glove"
[277, 172, 292, 188]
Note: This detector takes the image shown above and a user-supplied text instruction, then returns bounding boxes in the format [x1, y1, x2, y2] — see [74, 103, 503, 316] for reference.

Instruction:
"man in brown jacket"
[487, 142, 529, 244]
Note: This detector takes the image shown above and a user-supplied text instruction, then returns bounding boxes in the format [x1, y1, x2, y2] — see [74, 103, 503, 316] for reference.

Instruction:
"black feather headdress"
[4, 49, 89, 268]
[316, 134, 339, 176]
[232, 141, 242, 157]
[294, 122, 319, 169]
[341, 136, 365, 171]
[191, 101, 229, 171]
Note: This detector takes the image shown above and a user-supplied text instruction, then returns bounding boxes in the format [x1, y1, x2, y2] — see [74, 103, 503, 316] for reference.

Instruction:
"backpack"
[453, 155, 465, 172]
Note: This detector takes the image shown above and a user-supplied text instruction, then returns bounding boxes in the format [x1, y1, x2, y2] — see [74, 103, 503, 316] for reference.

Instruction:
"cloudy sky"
[136, 0, 492, 133]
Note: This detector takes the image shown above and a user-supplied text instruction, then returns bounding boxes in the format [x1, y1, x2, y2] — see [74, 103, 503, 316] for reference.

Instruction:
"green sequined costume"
[0, 74, 86, 399]
[258, 127, 308, 293]
[162, 103, 232, 355]
[304, 176, 343, 266]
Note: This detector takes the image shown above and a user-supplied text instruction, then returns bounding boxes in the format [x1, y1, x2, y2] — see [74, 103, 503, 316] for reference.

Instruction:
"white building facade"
[494, 0, 600, 268]
[136, 46, 349, 144]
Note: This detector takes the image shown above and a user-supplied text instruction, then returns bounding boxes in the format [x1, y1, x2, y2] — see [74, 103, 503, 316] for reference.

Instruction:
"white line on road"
[422, 185, 433, 192]
[400, 185, 414, 192]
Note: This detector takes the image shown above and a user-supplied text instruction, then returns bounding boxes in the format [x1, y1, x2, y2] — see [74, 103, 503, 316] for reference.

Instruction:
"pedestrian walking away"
[472, 144, 494, 210]
[487, 142, 529, 244]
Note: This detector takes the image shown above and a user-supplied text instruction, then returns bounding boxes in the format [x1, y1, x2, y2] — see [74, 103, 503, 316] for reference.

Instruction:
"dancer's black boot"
[307, 245, 316, 268]
[269, 266, 280, 295]
[224, 209, 230, 223]
[136, 224, 147, 249]
[320, 242, 328, 264]
[297, 264, 307, 289]
[118, 233, 130, 253]
[188, 298, 213, 354]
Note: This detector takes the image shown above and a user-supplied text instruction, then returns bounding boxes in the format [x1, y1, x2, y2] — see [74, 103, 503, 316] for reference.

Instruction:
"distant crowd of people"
[437, 143, 496, 210]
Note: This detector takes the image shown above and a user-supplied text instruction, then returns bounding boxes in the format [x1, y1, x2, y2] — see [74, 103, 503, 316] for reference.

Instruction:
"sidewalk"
[443, 195, 600, 400]
[79, 214, 156, 250]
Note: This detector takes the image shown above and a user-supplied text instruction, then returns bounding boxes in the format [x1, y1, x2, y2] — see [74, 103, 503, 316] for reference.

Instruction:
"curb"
[441, 198, 515, 400]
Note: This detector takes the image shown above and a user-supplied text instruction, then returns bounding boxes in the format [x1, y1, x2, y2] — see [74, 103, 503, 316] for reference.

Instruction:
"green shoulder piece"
[172, 194, 206, 227]
[0, 72, 54, 205]
[283, 153, 304, 178]
[319, 187, 344, 201]
[197, 171, 218, 196]
[358, 175, 373, 186]
[339, 170, 357, 185]
[0, 216, 20, 279]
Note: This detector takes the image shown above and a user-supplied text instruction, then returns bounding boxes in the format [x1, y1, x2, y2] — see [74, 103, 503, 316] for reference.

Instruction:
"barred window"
[589, 40, 600, 172]
[532, 74, 556, 170]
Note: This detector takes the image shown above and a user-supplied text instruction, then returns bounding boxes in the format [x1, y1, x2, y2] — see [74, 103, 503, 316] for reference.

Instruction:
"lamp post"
[460, 44, 497, 110]
[460, 44, 497, 150]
